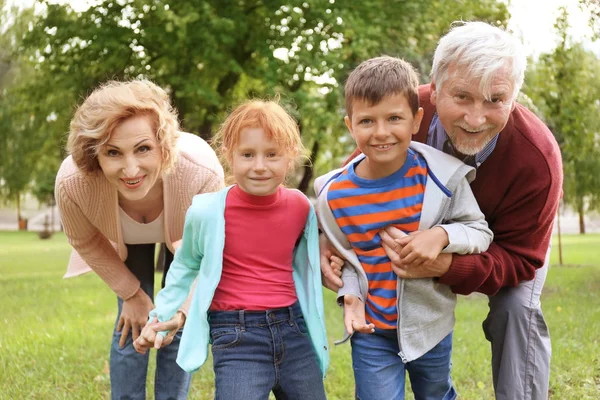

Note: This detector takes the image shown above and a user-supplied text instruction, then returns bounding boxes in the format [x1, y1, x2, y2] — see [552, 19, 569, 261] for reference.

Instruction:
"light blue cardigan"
[150, 186, 329, 376]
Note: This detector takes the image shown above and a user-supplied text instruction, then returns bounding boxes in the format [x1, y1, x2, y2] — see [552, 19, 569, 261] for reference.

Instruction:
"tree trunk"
[578, 200, 586, 234]
[297, 141, 320, 194]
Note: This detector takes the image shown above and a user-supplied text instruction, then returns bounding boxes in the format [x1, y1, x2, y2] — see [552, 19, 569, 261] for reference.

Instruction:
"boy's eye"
[389, 115, 401, 122]
[359, 119, 372, 125]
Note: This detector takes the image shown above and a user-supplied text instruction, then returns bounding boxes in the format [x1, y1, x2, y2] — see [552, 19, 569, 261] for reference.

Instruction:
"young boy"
[314, 56, 493, 399]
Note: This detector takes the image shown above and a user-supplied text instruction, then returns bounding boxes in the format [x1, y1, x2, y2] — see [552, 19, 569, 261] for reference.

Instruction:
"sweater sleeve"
[150, 205, 203, 324]
[56, 179, 141, 300]
[439, 160, 561, 295]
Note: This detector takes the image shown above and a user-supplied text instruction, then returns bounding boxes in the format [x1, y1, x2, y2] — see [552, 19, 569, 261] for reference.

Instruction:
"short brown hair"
[345, 56, 420, 118]
[67, 80, 179, 174]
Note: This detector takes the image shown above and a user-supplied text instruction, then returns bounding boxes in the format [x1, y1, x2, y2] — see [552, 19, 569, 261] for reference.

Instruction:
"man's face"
[431, 63, 515, 155]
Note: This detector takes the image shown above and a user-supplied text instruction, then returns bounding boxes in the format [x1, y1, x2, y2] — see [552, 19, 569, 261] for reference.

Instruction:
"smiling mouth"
[121, 176, 144, 188]
[372, 143, 396, 149]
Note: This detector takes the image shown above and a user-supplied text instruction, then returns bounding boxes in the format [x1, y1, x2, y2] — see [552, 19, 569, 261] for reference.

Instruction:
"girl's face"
[230, 127, 291, 196]
[97, 114, 163, 202]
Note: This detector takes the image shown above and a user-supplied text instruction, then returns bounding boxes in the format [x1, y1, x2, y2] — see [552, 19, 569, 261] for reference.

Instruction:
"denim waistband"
[208, 301, 302, 328]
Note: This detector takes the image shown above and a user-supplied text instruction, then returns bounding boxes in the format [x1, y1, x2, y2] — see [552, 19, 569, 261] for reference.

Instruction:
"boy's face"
[345, 93, 423, 179]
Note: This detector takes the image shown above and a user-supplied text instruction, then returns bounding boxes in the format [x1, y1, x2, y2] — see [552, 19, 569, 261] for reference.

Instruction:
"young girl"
[134, 99, 329, 399]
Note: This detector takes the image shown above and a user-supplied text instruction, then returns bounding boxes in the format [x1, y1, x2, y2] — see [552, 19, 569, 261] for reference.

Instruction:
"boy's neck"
[354, 152, 409, 180]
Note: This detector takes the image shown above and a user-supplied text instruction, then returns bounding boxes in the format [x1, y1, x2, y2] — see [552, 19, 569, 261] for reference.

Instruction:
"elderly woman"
[55, 80, 224, 399]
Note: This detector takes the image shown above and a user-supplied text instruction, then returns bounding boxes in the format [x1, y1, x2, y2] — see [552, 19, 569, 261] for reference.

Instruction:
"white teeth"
[124, 179, 141, 185]
[375, 144, 392, 149]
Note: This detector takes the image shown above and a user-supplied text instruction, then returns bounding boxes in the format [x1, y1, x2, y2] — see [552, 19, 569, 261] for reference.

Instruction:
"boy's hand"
[343, 295, 375, 335]
[395, 227, 449, 269]
[320, 234, 344, 291]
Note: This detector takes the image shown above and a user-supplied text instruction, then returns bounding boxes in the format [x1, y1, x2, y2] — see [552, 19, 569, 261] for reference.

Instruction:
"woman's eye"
[138, 145, 150, 153]
[107, 149, 119, 157]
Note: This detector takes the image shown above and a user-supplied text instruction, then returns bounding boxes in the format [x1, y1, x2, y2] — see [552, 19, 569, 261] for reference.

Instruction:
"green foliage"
[1, 231, 600, 399]
[523, 7, 600, 219]
[0, 0, 510, 197]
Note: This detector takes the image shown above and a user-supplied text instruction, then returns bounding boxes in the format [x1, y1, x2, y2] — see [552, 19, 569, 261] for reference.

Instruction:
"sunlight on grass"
[1, 231, 599, 399]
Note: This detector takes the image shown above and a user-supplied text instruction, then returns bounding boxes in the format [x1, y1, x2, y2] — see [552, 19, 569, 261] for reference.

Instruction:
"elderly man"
[322, 21, 562, 400]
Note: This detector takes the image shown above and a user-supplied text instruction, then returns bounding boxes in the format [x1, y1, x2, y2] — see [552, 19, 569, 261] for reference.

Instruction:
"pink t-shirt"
[209, 185, 310, 311]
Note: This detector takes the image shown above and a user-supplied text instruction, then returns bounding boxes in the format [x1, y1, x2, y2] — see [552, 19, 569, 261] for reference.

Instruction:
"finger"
[330, 255, 345, 269]
[392, 264, 409, 278]
[154, 333, 164, 350]
[152, 320, 178, 332]
[120, 321, 131, 348]
[116, 316, 125, 332]
[132, 324, 140, 342]
[132, 339, 145, 354]
[400, 250, 418, 264]
[383, 226, 408, 239]
[353, 320, 375, 334]
[330, 263, 343, 277]
[344, 317, 354, 335]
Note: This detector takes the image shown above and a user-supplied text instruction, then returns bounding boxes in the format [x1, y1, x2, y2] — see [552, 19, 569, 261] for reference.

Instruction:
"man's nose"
[464, 103, 486, 128]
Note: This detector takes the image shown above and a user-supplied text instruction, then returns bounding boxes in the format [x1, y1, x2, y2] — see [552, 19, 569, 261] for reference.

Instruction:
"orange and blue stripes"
[327, 149, 427, 329]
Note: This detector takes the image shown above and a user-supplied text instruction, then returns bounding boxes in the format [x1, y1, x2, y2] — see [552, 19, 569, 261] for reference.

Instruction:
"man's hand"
[343, 295, 375, 335]
[380, 226, 452, 279]
[133, 312, 186, 354]
[319, 233, 344, 291]
[117, 288, 154, 348]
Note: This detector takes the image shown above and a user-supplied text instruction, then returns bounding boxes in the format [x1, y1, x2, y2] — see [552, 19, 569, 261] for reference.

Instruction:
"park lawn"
[0, 231, 598, 399]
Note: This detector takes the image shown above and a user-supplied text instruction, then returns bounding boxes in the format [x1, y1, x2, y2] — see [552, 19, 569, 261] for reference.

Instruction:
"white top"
[119, 207, 165, 244]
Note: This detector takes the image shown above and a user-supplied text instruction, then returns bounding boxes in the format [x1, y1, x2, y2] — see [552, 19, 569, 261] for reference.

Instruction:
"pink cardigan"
[56, 132, 224, 300]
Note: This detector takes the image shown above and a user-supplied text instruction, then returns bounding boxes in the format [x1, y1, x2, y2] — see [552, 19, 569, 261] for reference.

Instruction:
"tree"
[9, 0, 509, 198]
[523, 7, 600, 233]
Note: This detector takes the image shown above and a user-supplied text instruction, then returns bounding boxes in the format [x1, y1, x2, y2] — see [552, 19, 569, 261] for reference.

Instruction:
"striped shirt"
[327, 149, 427, 329]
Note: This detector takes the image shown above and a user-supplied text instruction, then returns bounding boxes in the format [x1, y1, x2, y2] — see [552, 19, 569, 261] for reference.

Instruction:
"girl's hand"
[133, 312, 186, 353]
[343, 295, 375, 335]
[117, 288, 154, 348]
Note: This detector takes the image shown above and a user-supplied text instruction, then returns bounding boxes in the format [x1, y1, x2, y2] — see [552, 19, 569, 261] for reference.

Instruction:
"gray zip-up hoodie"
[314, 141, 493, 362]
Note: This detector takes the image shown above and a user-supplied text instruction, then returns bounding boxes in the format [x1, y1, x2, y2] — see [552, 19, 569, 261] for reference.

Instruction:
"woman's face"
[97, 114, 163, 202]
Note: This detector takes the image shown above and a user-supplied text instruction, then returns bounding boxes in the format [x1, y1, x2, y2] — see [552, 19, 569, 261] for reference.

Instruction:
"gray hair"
[431, 21, 526, 101]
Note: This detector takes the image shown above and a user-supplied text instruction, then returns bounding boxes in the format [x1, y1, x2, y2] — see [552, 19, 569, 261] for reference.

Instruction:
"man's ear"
[430, 81, 437, 106]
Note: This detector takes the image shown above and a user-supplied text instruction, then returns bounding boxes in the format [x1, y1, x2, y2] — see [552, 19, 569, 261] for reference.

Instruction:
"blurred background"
[0, 0, 599, 235]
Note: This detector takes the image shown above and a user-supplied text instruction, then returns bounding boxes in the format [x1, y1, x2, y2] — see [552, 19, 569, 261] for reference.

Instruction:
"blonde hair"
[212, 98, 309, 183]
[67, 80, 179, 174]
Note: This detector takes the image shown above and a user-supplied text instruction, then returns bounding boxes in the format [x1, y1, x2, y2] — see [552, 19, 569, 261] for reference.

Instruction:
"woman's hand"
[133, 312, 186, 354]
[117, 288, 154, 348]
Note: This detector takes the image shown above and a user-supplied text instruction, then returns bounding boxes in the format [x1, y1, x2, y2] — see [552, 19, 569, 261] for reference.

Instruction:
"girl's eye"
[107, 149, 120, 157]
[242, 153, 253, 158]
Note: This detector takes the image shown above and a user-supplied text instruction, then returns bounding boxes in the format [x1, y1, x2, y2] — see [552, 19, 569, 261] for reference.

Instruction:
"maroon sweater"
[347, 85, 563, 295]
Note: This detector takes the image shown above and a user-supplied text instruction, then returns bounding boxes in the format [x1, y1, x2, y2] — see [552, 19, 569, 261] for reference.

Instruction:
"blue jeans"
[110, 244, 192, 400]
[351, 329, 456, 400]
[208, 302, 326, 400]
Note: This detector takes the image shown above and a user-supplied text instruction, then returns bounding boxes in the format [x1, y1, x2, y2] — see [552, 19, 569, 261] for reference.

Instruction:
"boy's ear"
[344, 115, 353, 136]
[412, 107, 424, 135]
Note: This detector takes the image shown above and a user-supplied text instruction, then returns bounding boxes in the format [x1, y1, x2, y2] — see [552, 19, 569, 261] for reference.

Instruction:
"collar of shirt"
[426, 113, 498, 168]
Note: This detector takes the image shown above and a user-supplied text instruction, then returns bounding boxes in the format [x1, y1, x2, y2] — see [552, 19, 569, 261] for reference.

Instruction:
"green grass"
[1, 231, 599, 399]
